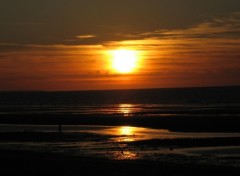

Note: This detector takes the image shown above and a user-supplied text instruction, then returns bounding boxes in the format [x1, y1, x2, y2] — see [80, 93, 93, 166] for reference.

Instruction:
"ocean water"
[0, 86, 240, 131]
[0, 87, 240, 165]
[0, 86, 239, 114]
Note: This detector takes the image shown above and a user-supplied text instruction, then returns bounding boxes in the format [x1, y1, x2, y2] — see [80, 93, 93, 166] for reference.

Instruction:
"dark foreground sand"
[1, 111, 240, 175]
[0, 149, 240, 176]
[0, 131, 240, 176]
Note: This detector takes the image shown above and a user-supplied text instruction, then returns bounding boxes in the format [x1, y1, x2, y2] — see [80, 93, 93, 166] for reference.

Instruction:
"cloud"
[102, 13, 240, 82]
[76, 35, 97, 39]
[0, 42, 103, 54]
[138, 12, 240, 39]
[1, 12, 240, 90]
[104, 13, 240, 50]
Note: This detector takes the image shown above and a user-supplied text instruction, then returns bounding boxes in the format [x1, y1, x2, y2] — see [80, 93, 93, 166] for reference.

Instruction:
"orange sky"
[0, 1, 240, 90]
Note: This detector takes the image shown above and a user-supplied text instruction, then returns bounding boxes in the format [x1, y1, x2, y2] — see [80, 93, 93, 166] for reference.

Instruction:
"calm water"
[0, 86, 240, 115]
[0, 86, 240, 131]
[0, 87, 240, 166]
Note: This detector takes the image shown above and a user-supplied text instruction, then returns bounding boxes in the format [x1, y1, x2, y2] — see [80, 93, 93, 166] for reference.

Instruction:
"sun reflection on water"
[118, 104, 134, 117]
[116, 126, 137, 142]
[119, 126, 135, 136]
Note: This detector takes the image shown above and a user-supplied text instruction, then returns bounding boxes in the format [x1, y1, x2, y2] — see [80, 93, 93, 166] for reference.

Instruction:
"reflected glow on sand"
[112, 150, 139, 160]
[104, 126, 169, 138]
[106, 126, 170, 142]
[116, 126, 137, 142]
[1, 124, 240, 164]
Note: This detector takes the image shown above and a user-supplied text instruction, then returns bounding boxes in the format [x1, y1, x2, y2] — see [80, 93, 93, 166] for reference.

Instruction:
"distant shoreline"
[0, 85, 239, 93]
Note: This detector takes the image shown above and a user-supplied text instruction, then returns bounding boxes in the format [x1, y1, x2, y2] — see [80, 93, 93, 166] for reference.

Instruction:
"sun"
[112, 49, 138, 73]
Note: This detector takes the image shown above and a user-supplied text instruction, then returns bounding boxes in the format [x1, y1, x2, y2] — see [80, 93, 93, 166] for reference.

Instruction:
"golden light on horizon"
[111, 49, 138, 73]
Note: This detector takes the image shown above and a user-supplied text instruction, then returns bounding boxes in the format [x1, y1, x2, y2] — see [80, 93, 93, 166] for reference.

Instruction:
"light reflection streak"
[119, 126, 135, 136]
[118, 104, 134, 117]
[115, 126, 137, 142]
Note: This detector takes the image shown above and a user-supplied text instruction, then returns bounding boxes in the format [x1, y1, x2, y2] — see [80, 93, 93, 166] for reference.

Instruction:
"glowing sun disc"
[112, 49, 137, 73]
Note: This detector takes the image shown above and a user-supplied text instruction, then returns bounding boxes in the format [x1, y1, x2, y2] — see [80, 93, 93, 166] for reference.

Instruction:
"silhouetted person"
[59, 123, 62, 133]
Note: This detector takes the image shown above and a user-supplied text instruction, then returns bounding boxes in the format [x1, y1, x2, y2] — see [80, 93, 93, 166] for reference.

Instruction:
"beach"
[0, 129, 240, 176]
[0, 126, 240, 176]
[1, 149, 240, 176]
[0, 87, 240, 175]
[1, 0, 240, 174]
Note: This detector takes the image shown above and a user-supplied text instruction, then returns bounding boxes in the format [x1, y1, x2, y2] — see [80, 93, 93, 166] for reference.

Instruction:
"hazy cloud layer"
[1, 0, 240, 45]
[0, 1, 240, 90]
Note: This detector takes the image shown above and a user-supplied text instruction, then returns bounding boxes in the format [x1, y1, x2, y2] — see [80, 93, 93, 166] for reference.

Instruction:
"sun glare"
[119, 126, 135, 136]
[112, 49, 138, 73]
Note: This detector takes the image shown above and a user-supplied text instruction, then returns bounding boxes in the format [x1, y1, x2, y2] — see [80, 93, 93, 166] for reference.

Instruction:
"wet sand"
[0, 110, 240, 175]
[0, 113, 240, 132]
[0, 149, 239, 176]
[0, 131, 239, 175]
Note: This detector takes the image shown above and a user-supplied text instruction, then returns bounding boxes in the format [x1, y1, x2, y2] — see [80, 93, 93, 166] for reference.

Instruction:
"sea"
[0, 86, 240, 116]
[0, 86, 240, 166]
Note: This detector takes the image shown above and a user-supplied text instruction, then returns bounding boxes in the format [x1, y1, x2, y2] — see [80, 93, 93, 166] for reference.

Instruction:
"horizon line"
[0, 85, 239, 93]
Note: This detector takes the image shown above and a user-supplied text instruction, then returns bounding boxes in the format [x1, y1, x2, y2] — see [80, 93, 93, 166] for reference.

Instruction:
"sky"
[0, 0, 240, 90]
